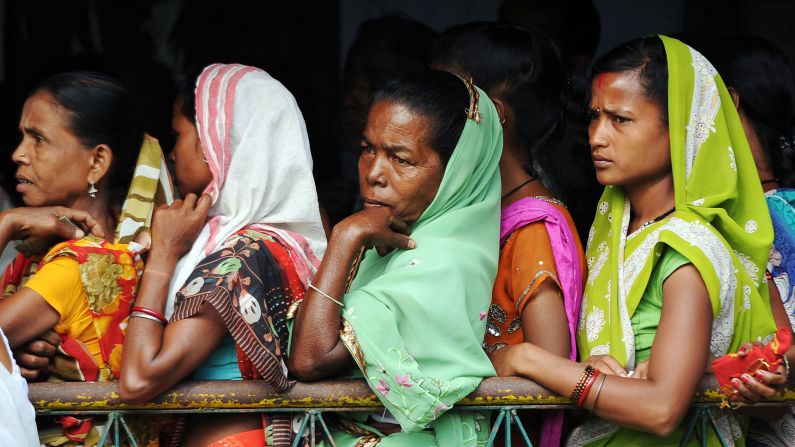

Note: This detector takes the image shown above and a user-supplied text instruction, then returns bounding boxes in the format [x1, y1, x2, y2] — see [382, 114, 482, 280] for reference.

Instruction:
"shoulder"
[652, 246, 694, 291]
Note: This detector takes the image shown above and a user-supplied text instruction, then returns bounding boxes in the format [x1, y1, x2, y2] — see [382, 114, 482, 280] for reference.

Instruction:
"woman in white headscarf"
[120, 64, 326, 447]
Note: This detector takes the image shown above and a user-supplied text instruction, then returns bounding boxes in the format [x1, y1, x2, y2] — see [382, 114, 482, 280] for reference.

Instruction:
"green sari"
[569, 36, 777, 446]
[333, 83, 502, 446]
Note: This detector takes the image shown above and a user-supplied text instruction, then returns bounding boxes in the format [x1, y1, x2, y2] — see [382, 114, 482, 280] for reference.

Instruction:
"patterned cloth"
[165, 63, 326, 319]
[767, 188, 795, 326]
[116, 135, 176, 245]
[38, 238, 143, 382]
[172, 230, 303, 390]
[745, 188, 795, 447]
[170, 230, 303, 447]
[571, 36, 777, 446]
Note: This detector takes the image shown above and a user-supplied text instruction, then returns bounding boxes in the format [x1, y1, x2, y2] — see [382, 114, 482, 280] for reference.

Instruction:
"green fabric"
[570, 413, 748, 447]
[192, 335, 242, 381]
[573, 35, 777, 446]
[337, 84, 501, 447]
[631, 248, 691, 363]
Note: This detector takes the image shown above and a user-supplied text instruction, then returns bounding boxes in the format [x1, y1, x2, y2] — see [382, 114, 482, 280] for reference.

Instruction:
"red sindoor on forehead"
[595, 73, 607, 90]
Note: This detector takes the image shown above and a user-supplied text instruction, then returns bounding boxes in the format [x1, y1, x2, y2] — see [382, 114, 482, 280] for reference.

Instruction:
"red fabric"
[58, 337, 98, 381]
[55, 416, 94, 442]
[205, 427, 265, 447]
[0, 253, 39, 300]
[712, 327, 792, 396]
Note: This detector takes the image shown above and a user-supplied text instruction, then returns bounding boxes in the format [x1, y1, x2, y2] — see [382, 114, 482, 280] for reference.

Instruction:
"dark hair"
[34, 72, 143, 200]
[592, 36, 669, 124]
[371, 70, 468, 164]
[432, 23, 599, 240]
[498, 0, 600, 73]
[350, 15, 438, 75]
[177, 68, 201, 123]
[700, 35, 795, 187]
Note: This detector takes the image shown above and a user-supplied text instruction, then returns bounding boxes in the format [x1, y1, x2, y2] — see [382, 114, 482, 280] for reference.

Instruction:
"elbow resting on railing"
[288, 353, 335, 382]
[118, 372, 161, 404]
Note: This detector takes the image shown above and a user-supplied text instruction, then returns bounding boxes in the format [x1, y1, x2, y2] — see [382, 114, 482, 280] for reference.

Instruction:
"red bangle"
[578, 370, 601, 407]
[131, 306, 168, 325]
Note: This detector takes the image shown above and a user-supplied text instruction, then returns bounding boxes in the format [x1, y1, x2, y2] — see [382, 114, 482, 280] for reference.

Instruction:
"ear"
[727, 87, 741, 110]
[88, 144, 113, 185]
[491, 98, 508, 124]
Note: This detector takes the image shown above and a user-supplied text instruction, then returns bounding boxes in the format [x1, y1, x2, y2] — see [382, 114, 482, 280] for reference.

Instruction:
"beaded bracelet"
[577, 369, 601, 407]
[570, 365, 597, 404]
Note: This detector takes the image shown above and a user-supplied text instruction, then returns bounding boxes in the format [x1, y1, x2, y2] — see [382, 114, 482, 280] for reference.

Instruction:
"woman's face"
[588, 71, 671, 187]
[359, 100, 445, 225]
[12, 92, 97, 207]
[170, 100, 213, 196]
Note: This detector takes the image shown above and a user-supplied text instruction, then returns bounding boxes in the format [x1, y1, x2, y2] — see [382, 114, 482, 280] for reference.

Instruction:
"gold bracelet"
[308, 283, 344, 308]
[588, 373, 607, 411]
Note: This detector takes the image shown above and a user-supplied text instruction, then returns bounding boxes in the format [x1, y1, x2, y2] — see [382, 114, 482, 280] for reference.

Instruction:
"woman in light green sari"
[490, 35, 777, 446]
[289, 70, 501, 446]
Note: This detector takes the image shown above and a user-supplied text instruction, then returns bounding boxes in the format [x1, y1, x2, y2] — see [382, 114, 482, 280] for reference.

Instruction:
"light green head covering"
[578, 35, 777, 371]
[340, 80, 501, 445]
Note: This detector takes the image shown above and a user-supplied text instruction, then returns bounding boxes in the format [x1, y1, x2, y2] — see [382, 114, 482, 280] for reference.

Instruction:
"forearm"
[512, 343, 699, 436]
[120, 252, 179, 396]
[289, 228, 361, 380]
[0, 212, 15, 254]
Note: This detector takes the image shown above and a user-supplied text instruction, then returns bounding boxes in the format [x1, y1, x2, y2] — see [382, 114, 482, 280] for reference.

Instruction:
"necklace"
[532, 195, 567, 209]
[631, 207, 675, 234]
[501, 177, 537, 200]
[761, 178, 780, 185]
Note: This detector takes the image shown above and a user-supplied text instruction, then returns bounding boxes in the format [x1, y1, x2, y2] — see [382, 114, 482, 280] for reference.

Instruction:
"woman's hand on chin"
[0, 206, 104, 241]
[332, 207, 415, 256]
[150, 193, 212, 261]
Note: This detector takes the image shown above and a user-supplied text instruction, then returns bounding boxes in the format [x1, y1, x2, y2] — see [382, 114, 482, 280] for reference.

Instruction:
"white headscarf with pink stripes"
[165, 64, 326, 318]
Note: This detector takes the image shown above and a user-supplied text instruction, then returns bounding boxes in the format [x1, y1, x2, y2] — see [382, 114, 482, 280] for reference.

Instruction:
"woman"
[0, 206, 104, 447]
[0, 71, 173, 380]
[432, 23, 590, 447]
[491, 35, 778, 446]
[289, 70, 501, 446]
[700, 35, 795, 446]
[0, 71, 173, 445]
[119, 64, 326, 447]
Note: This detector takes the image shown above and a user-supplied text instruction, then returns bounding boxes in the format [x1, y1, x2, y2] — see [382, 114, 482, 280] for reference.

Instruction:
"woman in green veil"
[290, 70, 502, 446]
[490, 35, 778, 446]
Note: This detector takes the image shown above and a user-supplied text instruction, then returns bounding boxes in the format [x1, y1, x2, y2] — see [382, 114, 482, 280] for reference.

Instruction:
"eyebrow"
[381, 143, 413, 155]
[22, 126, 48, 140]
[592, 106, 634, 117]
[359, 136, 412, 154]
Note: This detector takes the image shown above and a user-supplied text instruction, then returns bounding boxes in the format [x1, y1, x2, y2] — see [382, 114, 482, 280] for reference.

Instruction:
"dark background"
[1, 0, 793, 212]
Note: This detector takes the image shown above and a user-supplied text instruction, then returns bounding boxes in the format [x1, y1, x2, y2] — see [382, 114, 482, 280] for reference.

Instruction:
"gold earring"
[88, 180, 98, 199]
[499, 116, 506, 124]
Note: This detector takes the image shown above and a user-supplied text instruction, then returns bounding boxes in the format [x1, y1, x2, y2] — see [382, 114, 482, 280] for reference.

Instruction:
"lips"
[15, 174, 33, 193]
[592, 153, 612, 168]
[362, 198, 392, 209]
